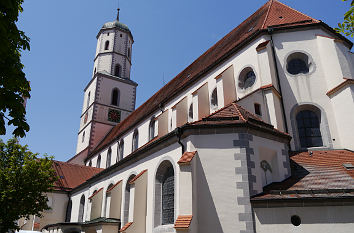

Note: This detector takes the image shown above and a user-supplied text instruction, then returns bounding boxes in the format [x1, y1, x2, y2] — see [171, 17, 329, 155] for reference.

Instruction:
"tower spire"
[117, 8, 120, 21]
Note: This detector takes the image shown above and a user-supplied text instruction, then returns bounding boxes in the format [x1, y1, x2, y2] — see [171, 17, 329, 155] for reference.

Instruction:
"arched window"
[78, 195, 85, 222]
[94, 68, 96, 74]
[211, 88, 218, 109]
[188, 103, 193, 122]
[96, 155, 101, 168]
[88, 160, 92, 167]
[104, 40, 109, 50]
[296, 110, 323, 148]
[254, 103, 261, 116]
[124, 174, 136, 225]
[106, 147, 112, 168]
[127, 48, 131, 58]
[87, 92, 90, 109]
[65, 200, 72, 222]
[149, 118, 155, 141]
[114, 64, 121, 77]
[82, 131, 85, 143]
[286, 52, 310, 75]
[117, 139, 124, 162]
[111, 88, 120, 106]
[155, 161, 174, 226]
[132, 129, 139, 151]
[105, 183, 113, 217]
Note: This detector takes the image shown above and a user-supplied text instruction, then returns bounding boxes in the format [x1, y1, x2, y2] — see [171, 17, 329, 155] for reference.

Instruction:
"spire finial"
[117, 8, 120, 21]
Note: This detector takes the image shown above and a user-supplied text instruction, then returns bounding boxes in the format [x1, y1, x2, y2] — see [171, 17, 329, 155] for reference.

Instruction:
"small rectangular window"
[254, 103, 262, 116]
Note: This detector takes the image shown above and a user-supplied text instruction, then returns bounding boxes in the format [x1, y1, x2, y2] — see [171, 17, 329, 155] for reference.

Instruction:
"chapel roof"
[252, 150, 354, 201]
[52, 161, 103, 191]
[87, 0, 345, 159]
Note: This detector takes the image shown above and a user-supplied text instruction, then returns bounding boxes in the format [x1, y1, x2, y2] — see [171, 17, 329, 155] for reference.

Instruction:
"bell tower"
[71, 9, 138, 165]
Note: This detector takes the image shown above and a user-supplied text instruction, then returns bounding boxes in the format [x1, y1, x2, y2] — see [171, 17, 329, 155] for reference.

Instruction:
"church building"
[22, 1, 354, 233]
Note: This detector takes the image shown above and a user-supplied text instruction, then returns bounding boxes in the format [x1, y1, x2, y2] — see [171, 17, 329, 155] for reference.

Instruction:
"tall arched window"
[104, 40, 109, 50]
[105, 183, 113, 217]
[188, 103, 193, 122]
[88, 160, 92, 167]
[127, 48, 131, 58]
[211, 88, 218, 109]
[155, 161, 175, 226]
[106, 147, 112, 168]
[111, 88, 120, 106]
[132, 129, 139, 151]
[114, 64, 121, 77]
[65, 200, 72, 222]
[96, 155, 101, 168]
[149, 118, 155, 141]
[296, 110, 323, 148]
[82, 131, 85, 143]
[117, 139, 124, 162]
[124, 174, 136, 225]
[78, 195, 85, 222]
[87, 92, 90, 109]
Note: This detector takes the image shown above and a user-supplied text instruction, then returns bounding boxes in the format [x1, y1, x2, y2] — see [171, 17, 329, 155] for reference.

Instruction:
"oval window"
[239, 67, 256, 89]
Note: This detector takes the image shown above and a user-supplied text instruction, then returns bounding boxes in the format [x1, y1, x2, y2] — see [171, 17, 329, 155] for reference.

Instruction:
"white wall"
[255, 206, 354, 233]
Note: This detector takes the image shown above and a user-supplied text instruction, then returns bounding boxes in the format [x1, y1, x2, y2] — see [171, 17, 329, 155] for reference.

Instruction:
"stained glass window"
[162, 167, 174, 225]
[296, 110, 323, 148]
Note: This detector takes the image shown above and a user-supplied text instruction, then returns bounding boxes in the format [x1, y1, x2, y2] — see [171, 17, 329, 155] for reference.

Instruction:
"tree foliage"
[0, 0, 31, 138]
[336, 0, 354, 37]
[0, 138, 56, 233]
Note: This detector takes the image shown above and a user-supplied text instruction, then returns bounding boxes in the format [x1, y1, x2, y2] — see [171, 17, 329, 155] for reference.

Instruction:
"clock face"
[108, 109, 121, 123]
[84, 113, 88, 124]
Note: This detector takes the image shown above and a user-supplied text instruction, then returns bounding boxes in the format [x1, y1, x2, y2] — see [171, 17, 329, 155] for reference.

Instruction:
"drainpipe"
[268, 28, 289, 134]
[176, 127, 185, 153]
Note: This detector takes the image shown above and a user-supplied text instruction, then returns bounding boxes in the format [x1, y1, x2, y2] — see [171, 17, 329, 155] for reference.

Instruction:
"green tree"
[0, 138, 56, 233]
[336, 0, 354, 37]
[0, 0, 31, 138]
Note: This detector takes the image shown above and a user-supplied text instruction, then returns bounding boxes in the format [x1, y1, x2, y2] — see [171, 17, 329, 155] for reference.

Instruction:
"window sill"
[153, 224, 175, 233]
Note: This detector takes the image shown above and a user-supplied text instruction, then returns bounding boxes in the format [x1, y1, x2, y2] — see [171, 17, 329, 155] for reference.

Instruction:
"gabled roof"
[52, 161, 103, 191]
[86, 0, 333, 161]
[190, 102, 289, 138]
[252, 150, 354, 201]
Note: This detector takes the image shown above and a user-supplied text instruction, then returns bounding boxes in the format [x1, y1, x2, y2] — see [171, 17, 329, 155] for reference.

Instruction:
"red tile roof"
[326, 78, 354, 97]
[252, 150, 354, 200]
[86, 0, 320, 160]
[190, 102, 290, 138]
[178, 151, 197, 165]
[106, 180, 122, 193]
[52, 161, 103, 191]
[174, 215, 193, 229]
[119, 222, 133, 232]
[88, 187, 103, 200]
[129, 169, 147, 184]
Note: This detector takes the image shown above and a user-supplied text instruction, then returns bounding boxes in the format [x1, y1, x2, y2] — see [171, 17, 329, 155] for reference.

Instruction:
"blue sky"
[2, 0, 353, 161]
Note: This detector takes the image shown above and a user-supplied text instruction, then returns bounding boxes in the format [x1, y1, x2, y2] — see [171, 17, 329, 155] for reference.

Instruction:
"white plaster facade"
[42, 1, 354, 233]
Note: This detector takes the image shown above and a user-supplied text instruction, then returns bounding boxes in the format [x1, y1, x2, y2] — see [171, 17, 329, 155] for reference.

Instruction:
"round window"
[239, 67, 256, 89]
[286, 52, 311, 75]
[291, 215, 301, 226]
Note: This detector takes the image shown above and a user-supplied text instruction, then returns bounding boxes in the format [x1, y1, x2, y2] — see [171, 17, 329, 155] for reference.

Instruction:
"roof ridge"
[261, 0, 274, 29]
[54, 160, 103, 170]
[231, 103, 246, 122]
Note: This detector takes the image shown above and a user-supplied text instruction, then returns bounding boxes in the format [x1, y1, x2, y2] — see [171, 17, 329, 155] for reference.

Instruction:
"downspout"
[176, 127, 185, 153]
[268, 28, 289, 134]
